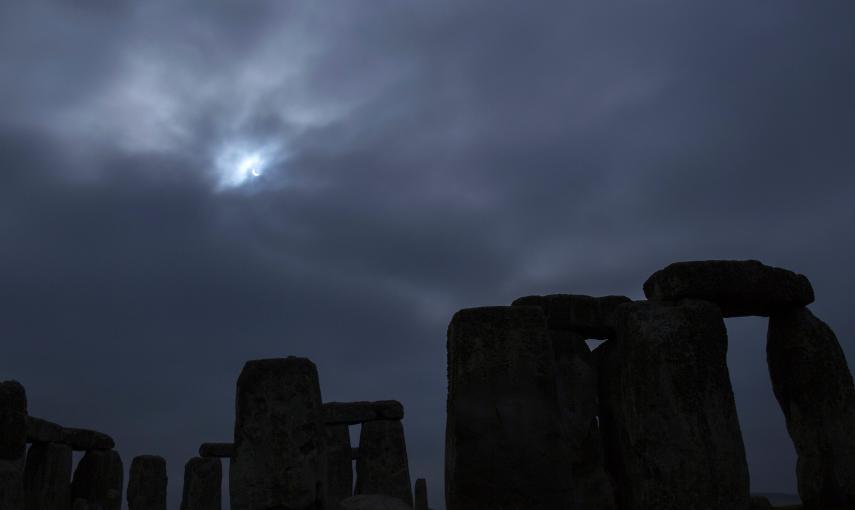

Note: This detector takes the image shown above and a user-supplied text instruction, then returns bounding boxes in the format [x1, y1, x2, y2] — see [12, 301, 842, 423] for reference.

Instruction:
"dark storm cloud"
[2, 1, 854, 508]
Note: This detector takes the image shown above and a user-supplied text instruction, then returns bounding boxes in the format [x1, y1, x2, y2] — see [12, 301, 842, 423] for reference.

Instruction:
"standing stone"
[355, 419, 412, 507]
[341, 494, 412, 510]
[71, 449, 123, 510]
[445, 306, 576, 510]
[767, 307, 855, 510]
[230, 357, 327, 510]
[181, 457, 221, 510]
[573, 419, 615, 510]
[24, 442, 72, 510]
[599, 300, 749, 510]
[1, 459, 25, 510]
[1, 381, 27, 461]
[324, 401, 404, 425]
[413, 478, 428, 510]
[127, 455, 167, 510]
[326, 424, 353, 509]
[512, 294, 631, 339]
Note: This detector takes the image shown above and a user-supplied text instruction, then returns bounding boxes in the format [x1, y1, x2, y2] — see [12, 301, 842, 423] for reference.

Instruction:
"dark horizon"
[2, 2, 854, 509]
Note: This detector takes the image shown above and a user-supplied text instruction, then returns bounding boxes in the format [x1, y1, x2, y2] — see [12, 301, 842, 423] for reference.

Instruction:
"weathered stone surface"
[26, 417, 64, 443]
[512, 294, 631, 339]
[445, 306, 576, 510]
[323, 401, 404, 425]
[1, 381, 27, 461]
[355, 420, 412, 507]
[198, 443, 234, 459]
[71, 449, 123, 510]
[643, 259, 814, 317]
[326, 424, 353, 509]
[413, 479, 427, 510]
[572, 419, 615, 510]
[127, 455, 167, 510]
[230, 357, 327, 510]
[599, 299, 749, 510]
[180, 457, 221, 510]
[61, 428, 115, 451]
[552, 330, 599, 452]
[768, 307, 855, 510]
[341, 494, 412, 510]
[0, 459, 25, 510]
[749, 496, 773, 509]
[24, 442, 72, 510]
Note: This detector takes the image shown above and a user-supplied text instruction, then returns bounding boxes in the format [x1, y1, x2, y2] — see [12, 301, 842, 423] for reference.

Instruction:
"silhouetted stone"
[0, 459, 25, 510]
[326, 424, 353, 509]
[768, 307, 855, 510]
[230, 357, 327, 510]
[127, 455, 167, 510]
[198, 443, 234, 459]
[61, 428, 114, 451]
[1, 381, 27, 461]
[445, 306, 576, 510]
[599, 299, 749, 510]
[643, 260, 814, 317]
[573, 419, 615, 510]
[71, 499, 90, 510]
[351, 447, 359, 460]
[71, 449, 123, 510]
[323, 401, 404, 425]
[24, 442, 72, 510]
[512, 294, 631, 339]
[26, 417, 64, 443]
[180, 457, 221, 510]
[552, 330, 599, 452]
[355, 419, 412, 507]
[413, 479, 427, 510]
[750, 496, 773, 509]
[341, 494, 412, 510]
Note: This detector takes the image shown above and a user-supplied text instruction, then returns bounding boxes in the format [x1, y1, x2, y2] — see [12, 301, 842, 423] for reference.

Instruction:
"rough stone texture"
[71, 449, 123, 510]
[573, 419, 615, 510]
[341, 494, 412, 510]
[198, 443, 234, 459]
[230, 357, 327, 510]
[326, 424, 353, 510]
[355, 419, 412, 507]
[767, 307, 855, 510]
[24, 442, 72, 510]
[1, 381, 27, 461]
[445, 306, 576, 510]
[323, 401, 404, 425]
[1, 459, 25, 510]
[643, 259, 814, 317]
[749, 496, 773, 509]
[599, 299, 749, 510]
[26, 417, 64, 443]
[413, 479, 427, 510]
[180, 457, 221, 510]
[61, 428, 115, 451]
[512, 294, 631, 339]
[127, 455, 167, 510]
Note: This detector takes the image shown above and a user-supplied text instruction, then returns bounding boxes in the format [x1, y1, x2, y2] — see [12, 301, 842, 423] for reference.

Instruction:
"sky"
[1, 1, 854, 508]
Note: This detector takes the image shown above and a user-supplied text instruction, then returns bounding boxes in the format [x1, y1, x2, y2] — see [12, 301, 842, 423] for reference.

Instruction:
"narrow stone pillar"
[326, 424, 353, 509]
[24, 442, 72, 510]
[1, 381, 28, 510]
[355, 419, 412, 506]
[127, 455, 167, 510]
[230, 357, 327, 510]
[180, 457, 221, 510]
[599, 300, 749, 510]
[768, 307, 855, 509]
[414, 478, 428, 510]
[1, 460, 25, 510]
[70, 449, 123, 510]
[445, 306, 576, 510]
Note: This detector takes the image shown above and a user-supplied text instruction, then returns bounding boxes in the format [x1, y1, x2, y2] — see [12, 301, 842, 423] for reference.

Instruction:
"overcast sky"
[2, 1, 854, 508]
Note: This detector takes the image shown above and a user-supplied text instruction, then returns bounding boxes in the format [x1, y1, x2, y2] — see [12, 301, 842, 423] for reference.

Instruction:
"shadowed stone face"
[127, 455, 167, 510]
[70, 449, 123, 510]
[326, 424, 353, 510]
[599, 299, 749, 510]
[355, 419, 412, 507]
[445, 306, 576, 510]
[1, 459, 25, 510]
[512, 294, 631, 339]
[323, 401, 404, 425]
[180, 457, 221, 510]
[1, 381, 27, 461]
[414, 478, 428, 510]
[767, 307, 855, 510]
[24, 442, 72, 510]
[229, 357, 327, 510]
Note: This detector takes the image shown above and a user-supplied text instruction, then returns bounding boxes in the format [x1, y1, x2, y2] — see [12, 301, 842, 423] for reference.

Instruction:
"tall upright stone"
[355, 419, 412, 507]
[445, 306, 576, 510]
[70, 449, 123, 510]
[326, 424, 353, 509]
[767, 307, 855, 510]
[230, 357, 327, 510]
[24, 442, 72, 510]
[1, 459, 25, 510]
[1, 381, 27, 510]
[180, 457, 221, 510]
[414, 478, 428, 510]
[127, 455, 167, 510]
[599, 300, 749, 510]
